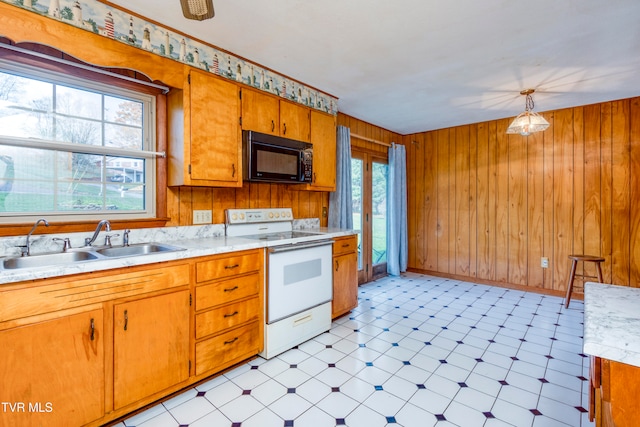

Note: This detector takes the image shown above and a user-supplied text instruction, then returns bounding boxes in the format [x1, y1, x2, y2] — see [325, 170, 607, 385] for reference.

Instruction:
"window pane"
[0, 72, 52, 138]
[105, 123, 142, 150]
[56, 85, 102, 120]
[54, 116, 102, 145]
[105, 182, 145, 211]
[1, 147, 53, 212]
[0, 71, 52, 111]
[351, 157, 363, 270]
[105, 96, 143, 127]
[372, 161, 387, 266]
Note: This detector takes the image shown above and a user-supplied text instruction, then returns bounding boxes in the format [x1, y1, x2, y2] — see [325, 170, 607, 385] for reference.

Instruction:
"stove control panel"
[226, 208, 293, 225]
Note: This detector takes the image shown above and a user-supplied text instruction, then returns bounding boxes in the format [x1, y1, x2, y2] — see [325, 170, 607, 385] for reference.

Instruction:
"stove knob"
[240, 213, 245, 220]
[286, 211, 291, 218]
[231, 214, 237, 221]
[269, 212, 274, 219]
[275, 213, 280, 218]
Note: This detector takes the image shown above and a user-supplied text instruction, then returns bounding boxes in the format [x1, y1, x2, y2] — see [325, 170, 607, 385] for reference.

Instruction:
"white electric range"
[226, 208, 333, 359]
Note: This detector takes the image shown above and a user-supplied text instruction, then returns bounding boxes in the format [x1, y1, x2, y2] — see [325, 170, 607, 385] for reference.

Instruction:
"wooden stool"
[565, 254, 604, 308]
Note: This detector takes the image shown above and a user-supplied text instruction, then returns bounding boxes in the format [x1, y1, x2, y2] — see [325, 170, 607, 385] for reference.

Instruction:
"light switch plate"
[193, 210, 212, 224]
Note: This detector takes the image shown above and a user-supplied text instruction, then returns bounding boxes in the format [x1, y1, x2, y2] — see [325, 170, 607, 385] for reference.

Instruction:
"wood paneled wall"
[166, 185, 329, 226]
[405, 97, 640, 293]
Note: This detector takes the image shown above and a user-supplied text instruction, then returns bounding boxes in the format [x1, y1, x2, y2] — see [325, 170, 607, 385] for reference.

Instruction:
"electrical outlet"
[193, 210, 212, 224]
[541, 257, 549, 268]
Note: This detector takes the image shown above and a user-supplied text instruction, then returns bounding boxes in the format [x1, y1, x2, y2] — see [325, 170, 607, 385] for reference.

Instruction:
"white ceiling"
[109, 0, 640, 135]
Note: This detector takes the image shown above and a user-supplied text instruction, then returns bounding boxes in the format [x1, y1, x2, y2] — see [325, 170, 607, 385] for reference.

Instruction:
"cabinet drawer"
[195, 321, 260, 375]
[196, 250, 262, 283]
[195, 297, 260, 339]
[333, 236, 357, 256]
[195, 273, 260, 310]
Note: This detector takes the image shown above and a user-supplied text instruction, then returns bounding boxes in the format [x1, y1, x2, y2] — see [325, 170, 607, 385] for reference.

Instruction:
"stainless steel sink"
[1, 250, 100, 270]
[95, 243, 185, 258]
[0, 242, 185, 270]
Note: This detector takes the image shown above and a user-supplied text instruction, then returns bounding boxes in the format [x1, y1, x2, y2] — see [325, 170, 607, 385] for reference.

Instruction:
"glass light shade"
[180, 0, 214, 20]
[506, 111, 550, 136]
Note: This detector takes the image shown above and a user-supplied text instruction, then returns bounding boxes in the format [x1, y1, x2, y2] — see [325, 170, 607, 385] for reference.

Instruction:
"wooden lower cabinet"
[195, 321, 261, 375]
[0, 308, 104, 427]
[0, 251, 265, 426]
[591, 356, 640, 427]
[113, 290, 190, 409]
[332, 235, 358, 318]
[193, 249, 264, 378]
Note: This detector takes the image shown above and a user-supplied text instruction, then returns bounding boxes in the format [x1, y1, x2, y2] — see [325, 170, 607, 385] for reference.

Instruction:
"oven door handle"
[268, 239, 333, 253]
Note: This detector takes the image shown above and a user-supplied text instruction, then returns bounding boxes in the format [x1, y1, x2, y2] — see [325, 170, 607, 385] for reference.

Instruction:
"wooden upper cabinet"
[308, 110, 337, 191]
[241, 88, 310, 142]
[241, 88, 280, 135]
[279, 99, 310, 142]
[168, 67, 242, 187]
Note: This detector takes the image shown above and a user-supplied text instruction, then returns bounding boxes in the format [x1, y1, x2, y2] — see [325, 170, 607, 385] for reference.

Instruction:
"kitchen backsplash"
[0, 218, 320, 257]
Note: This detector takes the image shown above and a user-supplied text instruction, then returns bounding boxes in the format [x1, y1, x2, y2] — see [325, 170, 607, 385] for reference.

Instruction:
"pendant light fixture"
[506, 89, 550, 136]
[180, 0, 214, 20]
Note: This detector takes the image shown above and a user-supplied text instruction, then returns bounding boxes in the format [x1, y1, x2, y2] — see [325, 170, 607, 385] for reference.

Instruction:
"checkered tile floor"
[116, 272, 593, 427]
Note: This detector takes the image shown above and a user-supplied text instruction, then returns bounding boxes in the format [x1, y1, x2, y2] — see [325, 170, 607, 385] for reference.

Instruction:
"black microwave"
[242, 130, 313, 183]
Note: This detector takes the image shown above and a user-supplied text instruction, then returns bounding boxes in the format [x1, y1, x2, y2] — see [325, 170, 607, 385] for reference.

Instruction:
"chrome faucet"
[23, 218, 49, 256]
[122, 229, 131, 247]
[84, 220, 111, 247]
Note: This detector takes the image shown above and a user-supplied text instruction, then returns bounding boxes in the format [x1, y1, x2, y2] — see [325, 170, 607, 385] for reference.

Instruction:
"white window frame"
[0, 59, 161, 223]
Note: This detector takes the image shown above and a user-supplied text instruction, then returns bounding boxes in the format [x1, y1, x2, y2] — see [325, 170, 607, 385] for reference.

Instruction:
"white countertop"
[0, 227, 355, 286]
[583, 282, 640, 367]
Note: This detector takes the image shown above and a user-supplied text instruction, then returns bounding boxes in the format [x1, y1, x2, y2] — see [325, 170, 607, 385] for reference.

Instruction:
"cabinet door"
[241, 88, 279, 135]
[280, 100, 310, 142]
[189, 69, 241, 185]
[309, 110, 337, 191]
[113, 291, 189, 409]
[0, 309, 104, 427]
[332, 251, 358, 318]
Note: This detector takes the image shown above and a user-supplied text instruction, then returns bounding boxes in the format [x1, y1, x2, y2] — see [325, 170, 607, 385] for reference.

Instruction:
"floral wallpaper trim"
[1, 0, 338, 114]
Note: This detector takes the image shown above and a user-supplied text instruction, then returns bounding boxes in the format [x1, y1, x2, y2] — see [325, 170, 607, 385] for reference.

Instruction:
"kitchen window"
[0, 59, 158, 223]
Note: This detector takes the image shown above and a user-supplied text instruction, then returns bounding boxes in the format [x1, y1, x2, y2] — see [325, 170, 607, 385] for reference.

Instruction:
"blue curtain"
[328, 126, 353, 229]
[387, 143, 407, 276]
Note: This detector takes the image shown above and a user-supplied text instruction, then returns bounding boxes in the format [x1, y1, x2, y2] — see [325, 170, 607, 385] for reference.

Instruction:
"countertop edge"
[583, 282, 640, 368]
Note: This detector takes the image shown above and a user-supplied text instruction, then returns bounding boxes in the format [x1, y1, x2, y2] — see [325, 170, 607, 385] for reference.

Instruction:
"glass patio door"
[352, 150, 388, 284]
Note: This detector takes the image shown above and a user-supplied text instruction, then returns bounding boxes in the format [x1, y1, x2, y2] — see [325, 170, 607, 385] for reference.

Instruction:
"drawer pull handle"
[271, 120, 275, 132]
[224, 286, 239, 292]
[90, 318, 95, 341]
[224, 337, 239, 345]
[225, 264, 239, 269]
[224, 311, 239, 318]
[231, 163, 236, 178]
[124, 310, 128, 331]
[335, 260, 339, 271]
[342, 244, 349, 248]
[294, 314, 313, 326]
